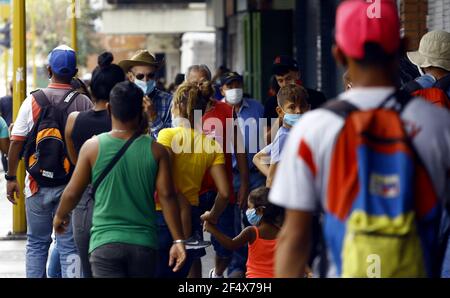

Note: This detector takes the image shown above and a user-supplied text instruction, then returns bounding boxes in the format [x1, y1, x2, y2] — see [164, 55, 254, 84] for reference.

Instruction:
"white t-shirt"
[269, 87, 450, 275]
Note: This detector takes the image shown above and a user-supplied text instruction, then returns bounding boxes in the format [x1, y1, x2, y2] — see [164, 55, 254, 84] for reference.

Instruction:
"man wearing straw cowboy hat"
[119, 50, 173, 138]
[406, 30, 450, 99]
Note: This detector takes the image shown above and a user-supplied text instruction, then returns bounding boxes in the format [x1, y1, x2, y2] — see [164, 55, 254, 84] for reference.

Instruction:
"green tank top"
[89, 133, 158, 253]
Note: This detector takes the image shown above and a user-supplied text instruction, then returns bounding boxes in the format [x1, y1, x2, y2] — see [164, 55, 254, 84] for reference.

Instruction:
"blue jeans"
[199, 192, 236, 258]
[440, 209, 450, 277]
[47, 241, 61, 278]
[154, 207, 205, 278]
[72, 186, 94, 278]
[227, 203, 249, 275]
[25, 186, 80, 278]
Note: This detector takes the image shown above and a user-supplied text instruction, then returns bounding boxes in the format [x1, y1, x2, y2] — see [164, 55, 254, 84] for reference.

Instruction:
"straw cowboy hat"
[118, 50, 161, 72]
[407, 30, 450, 72]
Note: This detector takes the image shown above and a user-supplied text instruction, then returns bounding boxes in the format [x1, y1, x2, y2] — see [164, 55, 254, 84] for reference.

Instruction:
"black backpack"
[23, 89, 80, 187]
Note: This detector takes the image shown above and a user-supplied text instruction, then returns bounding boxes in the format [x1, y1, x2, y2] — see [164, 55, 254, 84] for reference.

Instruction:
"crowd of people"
[2, 0, 450, 278]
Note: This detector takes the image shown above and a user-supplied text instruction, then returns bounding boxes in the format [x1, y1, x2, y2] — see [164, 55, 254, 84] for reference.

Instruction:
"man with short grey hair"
[186, 64, 212, 83]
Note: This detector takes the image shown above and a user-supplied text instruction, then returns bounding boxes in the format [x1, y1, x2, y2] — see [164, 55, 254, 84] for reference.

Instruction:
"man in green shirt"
[53, 81, 186, 278]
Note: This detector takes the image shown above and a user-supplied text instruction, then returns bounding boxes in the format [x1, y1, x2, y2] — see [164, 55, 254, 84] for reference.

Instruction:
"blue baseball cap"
[48, 45, 77, 77]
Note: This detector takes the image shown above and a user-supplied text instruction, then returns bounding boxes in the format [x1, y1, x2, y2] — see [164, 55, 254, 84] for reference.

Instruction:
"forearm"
[275, 228, 311, 277]
[0, 138, 9, 155]
[208, 225, 238, 251]
[253, 155, 269, 177]
[160, 194, 185, 241]
[55, 191, 83, 219]
[7, 140, 24, 176]
[208, 193, 229, 223]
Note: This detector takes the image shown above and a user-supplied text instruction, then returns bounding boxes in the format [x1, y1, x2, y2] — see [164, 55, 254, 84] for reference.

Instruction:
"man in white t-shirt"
[270, 0, 450, 277]
[6, 45, 92, 278]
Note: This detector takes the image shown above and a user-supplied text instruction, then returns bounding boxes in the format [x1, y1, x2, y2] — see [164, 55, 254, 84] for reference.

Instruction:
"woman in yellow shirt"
[156, 81, 230, 278]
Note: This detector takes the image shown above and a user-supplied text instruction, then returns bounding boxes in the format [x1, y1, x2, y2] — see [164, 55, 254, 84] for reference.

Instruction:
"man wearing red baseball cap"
[270, 0, 450, 278]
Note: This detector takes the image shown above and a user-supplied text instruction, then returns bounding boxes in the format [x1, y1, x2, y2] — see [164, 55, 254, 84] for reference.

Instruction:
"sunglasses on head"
[133, 72, 156, 81]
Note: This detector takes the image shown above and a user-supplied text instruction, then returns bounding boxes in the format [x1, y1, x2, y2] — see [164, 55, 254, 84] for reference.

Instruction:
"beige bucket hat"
[407, 30, 450, 71]
[118, 50, 160, 72]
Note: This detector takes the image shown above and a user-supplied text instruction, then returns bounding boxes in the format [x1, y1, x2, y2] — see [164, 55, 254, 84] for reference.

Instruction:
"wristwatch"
[5, 174, 17, 181]
[173, 239, 186, 244]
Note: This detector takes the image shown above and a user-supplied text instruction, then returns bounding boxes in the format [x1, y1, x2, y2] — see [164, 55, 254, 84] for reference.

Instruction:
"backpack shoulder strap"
[434, 74, 450, 92]
[403, 80, 423, 94]
[56, 89, 80, 112]
[322, 99, 358, 119]
[31, 89, 51, 108]
[91, 132, 141, 196]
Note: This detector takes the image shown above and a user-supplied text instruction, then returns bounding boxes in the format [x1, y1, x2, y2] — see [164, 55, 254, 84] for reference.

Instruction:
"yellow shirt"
[157, 127, 225, 209]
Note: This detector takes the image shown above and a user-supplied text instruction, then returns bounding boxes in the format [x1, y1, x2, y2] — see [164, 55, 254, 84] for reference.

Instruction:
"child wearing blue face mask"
[203, 187, 284, 278]
[253, 84, 310, 187]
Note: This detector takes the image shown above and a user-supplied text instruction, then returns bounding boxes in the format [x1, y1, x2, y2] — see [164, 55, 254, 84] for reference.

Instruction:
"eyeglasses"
[133, 72, 156, 81]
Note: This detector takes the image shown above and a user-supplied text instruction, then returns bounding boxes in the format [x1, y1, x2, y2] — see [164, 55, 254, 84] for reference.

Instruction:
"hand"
[8, 123, 14, 136]
[143, 96, 157, 122]
[6, 180, 20, 205]
[203, 220, 214, 233]
[237, 183, 249, 210]
[200, 211, 218, 225]
[53, 214, 71, 235]
[169, 242, 186, 272]
[305, 266, 313, 278]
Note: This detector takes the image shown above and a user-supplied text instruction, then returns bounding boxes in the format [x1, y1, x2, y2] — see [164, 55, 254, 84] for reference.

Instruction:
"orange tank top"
[246, 226, 277, 278]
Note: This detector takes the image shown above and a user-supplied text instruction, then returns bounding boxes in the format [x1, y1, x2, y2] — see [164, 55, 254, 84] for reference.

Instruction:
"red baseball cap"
[335, 0, 400, 60]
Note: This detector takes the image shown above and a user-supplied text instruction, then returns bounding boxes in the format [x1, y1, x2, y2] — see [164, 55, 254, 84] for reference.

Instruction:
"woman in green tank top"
[53, 82, 186, 278]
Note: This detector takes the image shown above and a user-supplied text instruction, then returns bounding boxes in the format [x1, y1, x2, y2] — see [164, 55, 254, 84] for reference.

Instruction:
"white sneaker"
[185, 236, 211, 250]
[208, 268, 224, 278]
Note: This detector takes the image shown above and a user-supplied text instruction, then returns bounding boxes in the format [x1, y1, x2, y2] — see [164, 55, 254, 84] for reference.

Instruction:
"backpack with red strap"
[403, 74, 450, 109]
[23, 89, 80, 187]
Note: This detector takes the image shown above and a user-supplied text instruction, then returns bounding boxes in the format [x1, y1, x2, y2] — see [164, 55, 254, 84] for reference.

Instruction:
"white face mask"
[225, 88, 244, 105]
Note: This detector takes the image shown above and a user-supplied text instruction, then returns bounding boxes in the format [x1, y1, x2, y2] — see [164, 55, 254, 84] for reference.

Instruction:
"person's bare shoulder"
[80, 135, 100, 165]
[151, 139, 169, 162]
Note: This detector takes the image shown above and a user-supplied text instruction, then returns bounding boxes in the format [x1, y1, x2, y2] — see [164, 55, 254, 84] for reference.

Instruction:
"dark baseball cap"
[272, 55, 299, 75]
[219, 71, 243, 86]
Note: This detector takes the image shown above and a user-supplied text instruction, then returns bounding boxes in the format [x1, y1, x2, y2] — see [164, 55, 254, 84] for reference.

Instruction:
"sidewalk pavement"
[0, 171, 26, 278]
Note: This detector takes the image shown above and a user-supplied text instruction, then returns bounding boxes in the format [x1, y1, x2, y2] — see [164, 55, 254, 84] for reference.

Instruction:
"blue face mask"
[246, 208, 262, 226]
[283, 113, 302, 127]
[135, 79, 156, 95]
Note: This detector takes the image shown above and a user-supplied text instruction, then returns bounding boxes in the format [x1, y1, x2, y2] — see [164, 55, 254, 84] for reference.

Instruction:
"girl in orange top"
[204, 187, 284, 278]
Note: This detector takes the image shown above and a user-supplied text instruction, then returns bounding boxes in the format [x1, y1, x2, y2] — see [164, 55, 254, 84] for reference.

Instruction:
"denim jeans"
[72, 186, 94, 278]
[25, 185, 80, 278]
[440, 209, 450, 277]
[89, 243, 157, 278]
[199, 192, 236, 258]
[227, 203, 249, 275]
[154, 207, 205, 278]
[47, 241, 61, 278]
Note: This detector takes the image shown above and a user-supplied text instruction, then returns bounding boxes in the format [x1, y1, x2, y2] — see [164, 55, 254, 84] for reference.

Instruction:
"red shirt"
[201, 101, 235, 204]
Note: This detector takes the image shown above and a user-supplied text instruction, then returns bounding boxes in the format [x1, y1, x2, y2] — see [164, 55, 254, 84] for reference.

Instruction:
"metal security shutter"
[427, 0, 450, 31]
